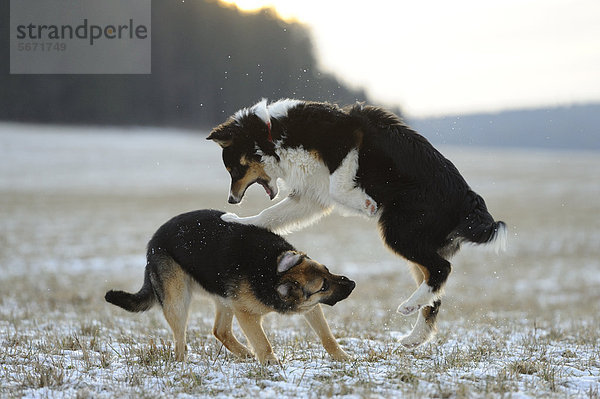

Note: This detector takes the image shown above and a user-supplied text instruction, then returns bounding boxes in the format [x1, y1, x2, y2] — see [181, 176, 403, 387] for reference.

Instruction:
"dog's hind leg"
[304, 305, 350, 361]
[159, 263, 192, 361]
[407, 261, 425, 286]
[379, 214, 451, 318]
[396, 254, 450, 316]
[398, 262, 440, 348]
[400, 299, 441, 348]
[212, 300, 253, 360]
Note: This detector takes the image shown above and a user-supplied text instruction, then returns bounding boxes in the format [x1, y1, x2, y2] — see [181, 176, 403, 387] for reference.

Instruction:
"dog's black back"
[148, 209, 294, 300]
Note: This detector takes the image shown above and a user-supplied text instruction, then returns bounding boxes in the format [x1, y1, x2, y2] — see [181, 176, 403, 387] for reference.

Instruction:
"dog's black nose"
[340, 276, 356, 290]
[347, 280, 356, 290]
[228, 195, 239, 204]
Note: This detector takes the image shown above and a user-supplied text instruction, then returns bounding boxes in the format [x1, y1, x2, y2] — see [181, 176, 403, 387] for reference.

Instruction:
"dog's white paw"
[399, 322, 435, 349]
[221, 212, 242, 224]
[364, 197, 378, 217]
[397, 283, 436, 316]
[400, 333, 426, 349]
[397, 302, 421, 316]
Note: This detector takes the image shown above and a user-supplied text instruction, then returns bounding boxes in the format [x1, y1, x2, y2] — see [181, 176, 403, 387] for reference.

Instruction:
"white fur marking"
[233, 98, 270, 126]
[226, 145, 377, 233]
[267, 98, 302, 119]
[494, 222, 508, 253]
[397, 282, 437, 316]
[225, 146, 333, 234]
[233, 107, 250, 123]
[252, 98, 270, 125]
[400, 309, 434, 348]
[330, 150, 378, 217]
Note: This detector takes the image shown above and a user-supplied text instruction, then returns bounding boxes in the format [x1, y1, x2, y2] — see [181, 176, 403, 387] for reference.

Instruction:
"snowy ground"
[1, 123, 599, 398]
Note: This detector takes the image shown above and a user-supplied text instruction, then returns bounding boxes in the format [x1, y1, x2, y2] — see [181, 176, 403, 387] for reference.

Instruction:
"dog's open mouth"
[256, 178, 276, 200]
[230, 178, 277, 204]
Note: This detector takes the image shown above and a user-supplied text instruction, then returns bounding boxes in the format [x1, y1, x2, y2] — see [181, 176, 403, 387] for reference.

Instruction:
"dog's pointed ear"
[207, 127, 233, 148]
[276, 280, 300, 300]
[277, 251, 303, 273]
[276, 282, 293, 299]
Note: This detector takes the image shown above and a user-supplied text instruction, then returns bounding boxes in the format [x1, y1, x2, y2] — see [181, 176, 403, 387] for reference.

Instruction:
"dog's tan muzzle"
[228, 178, 277, 204]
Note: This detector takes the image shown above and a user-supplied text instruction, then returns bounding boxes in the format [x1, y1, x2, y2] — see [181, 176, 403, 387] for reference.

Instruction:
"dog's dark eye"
[320, 280, 329, 292]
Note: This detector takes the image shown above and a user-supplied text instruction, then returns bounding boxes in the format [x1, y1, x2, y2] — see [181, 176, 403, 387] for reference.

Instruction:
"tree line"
[0, 0, 370, 129]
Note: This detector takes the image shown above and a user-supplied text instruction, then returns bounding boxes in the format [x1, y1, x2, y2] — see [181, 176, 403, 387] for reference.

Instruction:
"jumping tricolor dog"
[105, 209, 355, 364]
[207, 99, 506, 348]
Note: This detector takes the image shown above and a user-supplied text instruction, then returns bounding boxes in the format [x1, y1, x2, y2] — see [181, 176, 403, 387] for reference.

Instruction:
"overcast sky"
[222, 0, 600, 117]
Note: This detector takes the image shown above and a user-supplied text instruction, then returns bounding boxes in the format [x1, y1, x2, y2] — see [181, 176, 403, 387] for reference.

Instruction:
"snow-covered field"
[1, 123, 599, 398]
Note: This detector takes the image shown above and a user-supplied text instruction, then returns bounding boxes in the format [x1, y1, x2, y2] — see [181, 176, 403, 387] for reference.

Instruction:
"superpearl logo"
[10, 0, 151, 74]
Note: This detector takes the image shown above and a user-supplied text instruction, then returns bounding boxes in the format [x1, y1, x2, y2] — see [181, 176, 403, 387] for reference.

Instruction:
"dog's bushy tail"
[455, 190, 507, 253]
[105, 268, 156, 312]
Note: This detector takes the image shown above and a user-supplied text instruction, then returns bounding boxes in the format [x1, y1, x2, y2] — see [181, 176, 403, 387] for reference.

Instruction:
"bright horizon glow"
[220, 0, 600, 118]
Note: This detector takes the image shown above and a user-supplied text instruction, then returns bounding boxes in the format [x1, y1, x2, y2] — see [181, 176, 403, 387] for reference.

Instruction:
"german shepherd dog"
[105, 209, 355, 364]
[207, 99, 506, 348]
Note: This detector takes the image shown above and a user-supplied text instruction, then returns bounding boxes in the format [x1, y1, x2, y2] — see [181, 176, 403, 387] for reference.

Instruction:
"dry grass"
[1, 127, 599, 397]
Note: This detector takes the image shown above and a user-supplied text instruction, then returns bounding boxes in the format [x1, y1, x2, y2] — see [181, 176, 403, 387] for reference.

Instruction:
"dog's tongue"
[259, 181, 274, 199]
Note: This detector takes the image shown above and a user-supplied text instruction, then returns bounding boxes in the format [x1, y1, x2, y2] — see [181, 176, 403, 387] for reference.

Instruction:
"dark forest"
[1, 0, 369, 128]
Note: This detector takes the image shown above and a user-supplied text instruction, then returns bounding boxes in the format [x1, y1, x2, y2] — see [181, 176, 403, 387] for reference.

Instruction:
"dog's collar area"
[267, 121, 273, 143]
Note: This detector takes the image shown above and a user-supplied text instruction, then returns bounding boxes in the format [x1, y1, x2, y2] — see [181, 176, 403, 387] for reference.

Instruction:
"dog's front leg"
[233, 309, 279, 365]
[329, 149, 378, 217]
[212, 301, 253, 359]
[304, 305, 350, 361]
[330, 186, 378, 217]
[221, 195, 332, 234]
